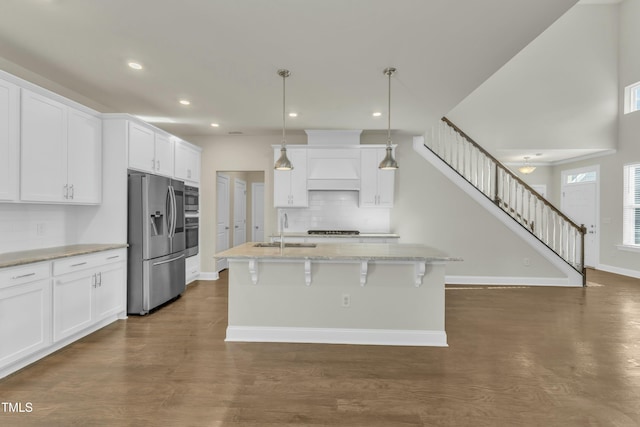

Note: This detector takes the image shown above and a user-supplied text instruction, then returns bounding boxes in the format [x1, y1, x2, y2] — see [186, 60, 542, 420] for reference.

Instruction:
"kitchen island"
[215, 242, 461, 347]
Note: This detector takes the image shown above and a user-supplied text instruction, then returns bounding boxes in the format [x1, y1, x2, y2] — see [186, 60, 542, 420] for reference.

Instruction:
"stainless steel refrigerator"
[127, 171, 186, 314]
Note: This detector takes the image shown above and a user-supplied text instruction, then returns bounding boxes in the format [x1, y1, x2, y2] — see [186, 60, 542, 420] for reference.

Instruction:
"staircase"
[415, 117, 586, 286]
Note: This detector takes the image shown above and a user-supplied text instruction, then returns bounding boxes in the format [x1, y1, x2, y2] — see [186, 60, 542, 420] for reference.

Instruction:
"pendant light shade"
[518, 156, 536, 174]
[274, 69, 293, 171]
[379, 67, 399, 170]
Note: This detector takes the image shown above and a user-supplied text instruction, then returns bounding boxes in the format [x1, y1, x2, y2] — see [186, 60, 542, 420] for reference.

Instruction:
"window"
[624, 81, 640, 114]
[623, 164, 640, 246]
[566, 171, 597, 184]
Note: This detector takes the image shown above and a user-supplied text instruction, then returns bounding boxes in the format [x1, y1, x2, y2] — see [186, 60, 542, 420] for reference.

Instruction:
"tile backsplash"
[279, 191, 390, 233]
[0, 204, 78, 254]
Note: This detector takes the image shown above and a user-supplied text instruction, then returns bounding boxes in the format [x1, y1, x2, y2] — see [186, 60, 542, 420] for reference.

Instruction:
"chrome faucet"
[280, 211, 288, 251]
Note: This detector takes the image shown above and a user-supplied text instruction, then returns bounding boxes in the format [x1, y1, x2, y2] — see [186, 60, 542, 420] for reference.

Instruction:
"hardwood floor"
[1, 269, 640, 426]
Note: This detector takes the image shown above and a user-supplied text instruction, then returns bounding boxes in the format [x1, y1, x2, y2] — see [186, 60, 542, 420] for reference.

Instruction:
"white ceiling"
[0, 0, 578, 142]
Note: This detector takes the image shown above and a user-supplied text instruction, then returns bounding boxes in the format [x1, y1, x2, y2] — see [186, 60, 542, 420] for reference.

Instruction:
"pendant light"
[274, 69, 293, 170]
[518, 156, 536, 174]
[379, 67, 399, 170]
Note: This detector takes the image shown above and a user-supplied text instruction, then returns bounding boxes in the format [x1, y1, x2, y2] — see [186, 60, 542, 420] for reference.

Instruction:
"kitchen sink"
[253, 243, 317, 248]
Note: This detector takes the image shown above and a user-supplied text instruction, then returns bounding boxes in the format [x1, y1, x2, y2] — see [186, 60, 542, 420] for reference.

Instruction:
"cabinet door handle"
[156, 160, 160, 170]
[69, 184, 74, 199]
[92, 274, 96, 288]
[64, 184, 68, 199]
[107, 255, 120, 260]
[11, 272, 36, 280]
[71, 262, 87, 267]
[98, 272, 102, 286]
[152, 159, 156, 170]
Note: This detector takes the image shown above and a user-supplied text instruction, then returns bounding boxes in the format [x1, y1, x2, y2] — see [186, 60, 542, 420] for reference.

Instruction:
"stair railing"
[425, 117, 586, 280]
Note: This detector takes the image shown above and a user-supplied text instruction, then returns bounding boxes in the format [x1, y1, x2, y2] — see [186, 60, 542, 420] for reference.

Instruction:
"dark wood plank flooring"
[1, 269, 639, 426]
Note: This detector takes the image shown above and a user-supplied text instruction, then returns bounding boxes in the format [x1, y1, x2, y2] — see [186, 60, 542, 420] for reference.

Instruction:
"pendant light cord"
[282, 71, 286, 146]
[387, 69, 391, 146]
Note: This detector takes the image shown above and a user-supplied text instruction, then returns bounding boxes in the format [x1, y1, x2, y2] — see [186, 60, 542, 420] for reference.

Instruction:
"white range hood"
[305, 130, 362, 191]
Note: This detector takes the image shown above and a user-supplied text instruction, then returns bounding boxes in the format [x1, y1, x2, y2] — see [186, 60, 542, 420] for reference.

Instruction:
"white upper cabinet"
[154, 132, 173, 176]
[20, 89, 102, 204]
[274, 148, 308, 207]
[360, 147, 395, 207]
[20, 89, 69, 203]
[174, 138, 201, 184]
[67, 109, 102, 204]
[128, 121, 155, 172]
[128, 121, 173, 177]
[0, 78, 19, 201]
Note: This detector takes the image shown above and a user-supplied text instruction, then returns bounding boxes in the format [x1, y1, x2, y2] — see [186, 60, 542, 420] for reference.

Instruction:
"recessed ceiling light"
[288, 112, 298, 117]
[179, 99, 191, 106]
[128, 62, 143, 70]
[210, 123, 220, 127]
[372, 112, 382, 117]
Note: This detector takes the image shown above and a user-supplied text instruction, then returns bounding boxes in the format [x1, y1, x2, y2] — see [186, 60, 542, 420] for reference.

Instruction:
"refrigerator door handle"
[152, 253, 185, 266]
[172, 186, 178, 237]
[169, 185, 177, 238]
[166, 186, 173, 238]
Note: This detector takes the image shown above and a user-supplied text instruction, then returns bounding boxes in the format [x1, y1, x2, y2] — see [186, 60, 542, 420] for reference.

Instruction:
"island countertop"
[216, 242, 461, 263]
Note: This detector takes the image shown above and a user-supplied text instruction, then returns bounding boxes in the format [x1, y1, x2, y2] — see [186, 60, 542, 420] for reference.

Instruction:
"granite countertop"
[0, 243, 128, 269]
[269, 233, 401, 239]
[216, 242, 461, 263]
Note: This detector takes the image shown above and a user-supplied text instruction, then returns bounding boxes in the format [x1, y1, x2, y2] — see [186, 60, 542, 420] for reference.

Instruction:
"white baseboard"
[445, 275, 578, 287]
[225, 326, 448, 347]
[198, 271, 220, 281]
[596, 264, 640, 280]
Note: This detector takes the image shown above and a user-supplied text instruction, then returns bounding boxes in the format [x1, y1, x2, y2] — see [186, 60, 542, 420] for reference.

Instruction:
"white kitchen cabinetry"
[174, 138, 201, 184]
[0, 263, 51, 369]
[186, 253, 200, 284]
[274, 148, 308, 207]
[360, 148, 395, 207]
[0, 77, 19, 201]
[128, 122, 173, 177]
[52, 249, 125, 342]
[20, 89, 102, 204]
[67, 108, 102, 204]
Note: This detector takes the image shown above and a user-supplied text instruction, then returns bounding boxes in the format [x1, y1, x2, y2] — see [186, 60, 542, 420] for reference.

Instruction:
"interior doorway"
[216, 171, 265, 271]
[252, 183, 265, 241]
[216, 173, 230, 272]
[561, 166, 599, 268]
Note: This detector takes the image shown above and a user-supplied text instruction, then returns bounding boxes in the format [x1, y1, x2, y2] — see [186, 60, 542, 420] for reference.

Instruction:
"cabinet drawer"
[53, 249, 125, 276]
[0, 262, 50, 290]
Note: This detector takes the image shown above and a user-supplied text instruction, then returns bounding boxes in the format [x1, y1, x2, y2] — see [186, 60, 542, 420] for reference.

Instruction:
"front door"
[561, 167, 598, 268]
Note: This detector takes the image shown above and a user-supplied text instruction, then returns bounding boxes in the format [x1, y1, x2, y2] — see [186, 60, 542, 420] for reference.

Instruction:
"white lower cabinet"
[185, 254, 200, 284]
[52, 250, 126, 342]
[0, 263, 51, 369]
[0, 249, 127, 379]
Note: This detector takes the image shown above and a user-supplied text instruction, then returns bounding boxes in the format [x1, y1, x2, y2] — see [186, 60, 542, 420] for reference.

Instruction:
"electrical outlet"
[341, 294, 351, 308]
[523, 257, 531, 267]
[36, 223, 45, 236]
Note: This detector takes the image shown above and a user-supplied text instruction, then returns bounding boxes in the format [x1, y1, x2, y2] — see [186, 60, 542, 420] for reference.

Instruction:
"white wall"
[447, 4, 619, 156]
[0, 204, 79, 253]
[392, 134, 563, 279]
[548, 0, 640, 277]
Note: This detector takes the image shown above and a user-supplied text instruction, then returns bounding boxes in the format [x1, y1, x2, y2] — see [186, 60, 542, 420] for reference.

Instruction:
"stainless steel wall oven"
[185, 216, 199, 257]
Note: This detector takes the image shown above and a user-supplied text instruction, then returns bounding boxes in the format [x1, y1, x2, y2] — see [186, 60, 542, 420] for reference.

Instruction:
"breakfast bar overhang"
[215, 243, 461, 347]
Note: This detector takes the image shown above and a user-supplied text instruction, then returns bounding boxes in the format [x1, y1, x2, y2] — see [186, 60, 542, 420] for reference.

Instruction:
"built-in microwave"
[184, 185, 199, 213]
